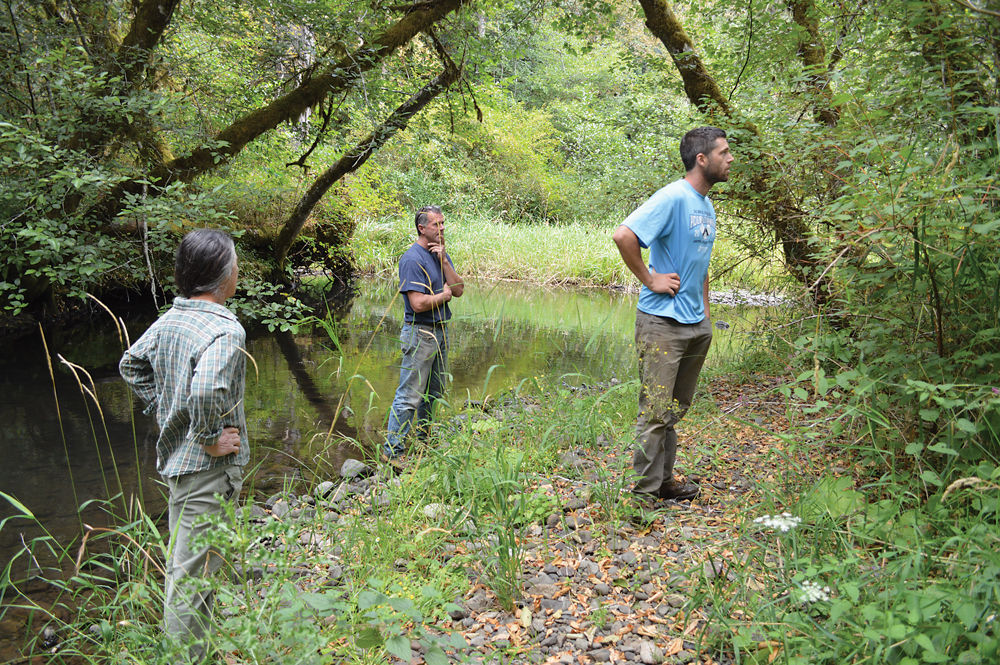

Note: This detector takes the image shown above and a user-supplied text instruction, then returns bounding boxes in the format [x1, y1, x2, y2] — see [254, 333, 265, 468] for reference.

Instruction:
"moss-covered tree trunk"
[787, 0, 839, 128]
[66, 0, 181, 157]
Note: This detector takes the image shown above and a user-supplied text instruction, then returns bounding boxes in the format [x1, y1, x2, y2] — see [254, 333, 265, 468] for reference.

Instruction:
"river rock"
[314, 481, 335, 498]
[640, 640, 663, 664]
[340, 458, 369, 479]
[466, 590, 493, 613]
[423, 503, 448, 520]
[525, 583, 560, 598]
[40, 626, 58, 649]
[270, 499, 290, 519]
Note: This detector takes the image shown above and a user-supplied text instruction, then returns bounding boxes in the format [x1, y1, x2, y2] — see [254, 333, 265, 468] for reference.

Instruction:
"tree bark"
[787, 0, 839, 127]
[916, 0, 995, 142]
[65, 0, 180, 159]
[115, 0, 180, 85]
[635, 0, 733, 118]
[273, 61, 462, 275]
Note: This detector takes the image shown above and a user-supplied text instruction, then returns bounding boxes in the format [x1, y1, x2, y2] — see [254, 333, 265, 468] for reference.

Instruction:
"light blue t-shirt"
[623, 178, 716, 323]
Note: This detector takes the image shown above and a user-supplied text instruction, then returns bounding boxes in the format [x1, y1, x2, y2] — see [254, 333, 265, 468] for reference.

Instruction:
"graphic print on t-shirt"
[689, 212, 715, 246]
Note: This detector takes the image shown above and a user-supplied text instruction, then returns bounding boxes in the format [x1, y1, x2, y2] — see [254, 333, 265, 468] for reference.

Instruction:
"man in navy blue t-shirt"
[384, 205, 465, 458]
[613, 127, 734, 502]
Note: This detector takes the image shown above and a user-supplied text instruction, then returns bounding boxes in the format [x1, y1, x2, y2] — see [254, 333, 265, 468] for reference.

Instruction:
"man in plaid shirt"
[120, 228, 247, 661]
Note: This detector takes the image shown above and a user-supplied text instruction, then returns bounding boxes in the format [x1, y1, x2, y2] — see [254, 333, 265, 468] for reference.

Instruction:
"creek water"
[0, 277, 771, 654]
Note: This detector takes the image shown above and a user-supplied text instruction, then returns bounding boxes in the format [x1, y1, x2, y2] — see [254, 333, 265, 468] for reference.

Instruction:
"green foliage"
[693, 465, 1000, 664]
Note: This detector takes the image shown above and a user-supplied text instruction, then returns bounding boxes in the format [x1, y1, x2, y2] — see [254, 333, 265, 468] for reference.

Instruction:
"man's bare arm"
[612, 225, 680, 295]
[406, 287, 453, 313]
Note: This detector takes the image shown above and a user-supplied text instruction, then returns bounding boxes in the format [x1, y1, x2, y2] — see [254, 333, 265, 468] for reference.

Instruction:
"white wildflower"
[753, 512, 802, 532]
[798, 579, 831, 603]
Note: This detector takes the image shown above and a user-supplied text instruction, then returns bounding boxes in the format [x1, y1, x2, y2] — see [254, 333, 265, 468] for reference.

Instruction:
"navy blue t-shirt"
[398, 243, 455, 325]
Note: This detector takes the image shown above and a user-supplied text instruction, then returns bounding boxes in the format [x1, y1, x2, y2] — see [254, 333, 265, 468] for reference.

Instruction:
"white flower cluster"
[753, 512, 802, 532]
[798, 579, 832, 603]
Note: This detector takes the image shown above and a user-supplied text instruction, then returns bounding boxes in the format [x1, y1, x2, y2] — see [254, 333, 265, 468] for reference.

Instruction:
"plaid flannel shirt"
[119, 298, 249, 478]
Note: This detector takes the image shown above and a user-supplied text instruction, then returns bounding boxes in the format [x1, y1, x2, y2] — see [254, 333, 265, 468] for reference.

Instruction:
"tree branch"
[90, 0, 469, 223]
[273, 60, 462, 273]
[950, 0, 1000, 18]
[786, 0, 839, 127]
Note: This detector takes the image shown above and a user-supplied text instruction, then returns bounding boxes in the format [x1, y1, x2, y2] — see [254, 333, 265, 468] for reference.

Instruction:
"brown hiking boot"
[657, 479, 700, 501]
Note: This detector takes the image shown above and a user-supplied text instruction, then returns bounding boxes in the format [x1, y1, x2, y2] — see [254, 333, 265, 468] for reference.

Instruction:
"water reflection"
[0, 277, 758, 570]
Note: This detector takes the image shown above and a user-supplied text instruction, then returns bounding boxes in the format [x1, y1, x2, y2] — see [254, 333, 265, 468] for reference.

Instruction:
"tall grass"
[351, 214, 787, 292]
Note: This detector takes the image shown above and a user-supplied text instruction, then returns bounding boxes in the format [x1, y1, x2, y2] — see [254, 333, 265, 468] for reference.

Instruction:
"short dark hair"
[174, 229, 237, 298]
[414, 205, 442, 232]
[680, 126, 727, 171]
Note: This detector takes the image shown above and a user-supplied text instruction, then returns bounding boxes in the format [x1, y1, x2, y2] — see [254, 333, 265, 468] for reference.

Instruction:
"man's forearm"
[408, 289, 452, 313]
[443, 262, 464, 297]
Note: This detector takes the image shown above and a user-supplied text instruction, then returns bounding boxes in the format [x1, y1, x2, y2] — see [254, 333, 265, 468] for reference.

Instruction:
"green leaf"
[953, 602, 979, 629]
[357, 590, 384, 610]
[920, 470, 942, 486]
[926, 442, 958, 456]
[425, 645, 449, 665]
[301, 591, 341, 614]
[355, 627, 382, 650]
[385, 634, 412, 661]
[919, 408, 940, 422]
[955, 418, 978, 434]
[0, 491, 34, 518]
[388, 596, 415, 613]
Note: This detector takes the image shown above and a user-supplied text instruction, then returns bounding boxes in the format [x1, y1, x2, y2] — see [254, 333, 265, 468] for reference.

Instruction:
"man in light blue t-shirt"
[613, 126, 734, 502]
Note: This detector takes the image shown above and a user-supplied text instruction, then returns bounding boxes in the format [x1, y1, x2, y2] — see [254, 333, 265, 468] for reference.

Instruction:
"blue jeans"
[385, 323, 449, 457]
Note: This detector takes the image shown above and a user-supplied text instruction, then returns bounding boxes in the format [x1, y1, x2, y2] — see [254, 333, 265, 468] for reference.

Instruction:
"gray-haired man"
[120, 228, 247, 661]
[384, 205, 464, 458]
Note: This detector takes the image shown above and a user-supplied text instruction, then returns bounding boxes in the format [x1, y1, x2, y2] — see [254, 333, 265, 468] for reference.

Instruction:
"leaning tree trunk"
[88, 0, 469, 224]
[636, 0, 829, 300]
[272, 60, 462, 277]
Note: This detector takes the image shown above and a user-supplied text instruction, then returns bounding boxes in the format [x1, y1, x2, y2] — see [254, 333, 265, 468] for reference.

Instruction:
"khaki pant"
[164, 464, 242, 662]
[632, 310, 712, 494]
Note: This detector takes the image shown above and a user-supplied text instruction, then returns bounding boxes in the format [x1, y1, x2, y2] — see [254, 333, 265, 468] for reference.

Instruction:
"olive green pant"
[632, 310, 712, 494]
[164, 464, 242, 662]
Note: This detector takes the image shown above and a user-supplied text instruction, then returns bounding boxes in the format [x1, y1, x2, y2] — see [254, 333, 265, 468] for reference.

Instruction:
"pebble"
[640, 640, 663, 664]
